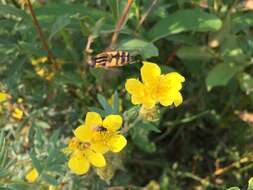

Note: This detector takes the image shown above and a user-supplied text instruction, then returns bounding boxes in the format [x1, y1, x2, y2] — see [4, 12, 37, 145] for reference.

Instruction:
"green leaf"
[49, 15, 71, 41]
[88, 107, 107, 118]
[123, 106, 139, 121]
[35, 3, 111, 25]
[112, 91, 119, 114]
[239, 73, 253, 96]
[54, 72, 85, 88]
[0, 187, 13, 190]
[41, 174, 58, 186]
[206, 62, 243, 90]
[227, 187, 240, 190]
[118, 39, 159, 59]
[149, 9, 222, 42]
[0, 169, 9, 178]
[232, 12, 253, 33]
[0, 131, 7, 168]
[34, 120, 51, 129]
[137, 122, 161, 133]
[130, 126, 156, 153]
[248, 177, 253, 190]
[106, 0, 120, 21]
[29, 150, 43, 173]
[49, 129, 60, 144]
[0, 5, 28, 19]
[6, 183, 32, 190]
[92, 17, 106, 38]
[97, 94, 114, 115]
[177, 46, 214, 61]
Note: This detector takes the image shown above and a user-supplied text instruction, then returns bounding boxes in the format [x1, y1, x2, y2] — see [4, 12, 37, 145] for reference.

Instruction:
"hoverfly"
[92, 125, 108, 133]
[89, 50, 135, 68]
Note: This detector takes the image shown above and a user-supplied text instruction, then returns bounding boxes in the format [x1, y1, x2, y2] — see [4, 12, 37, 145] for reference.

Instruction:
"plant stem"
[135, 0, 158, 33]
[108, 0, 133, 50]
[26, 0, 56, 65]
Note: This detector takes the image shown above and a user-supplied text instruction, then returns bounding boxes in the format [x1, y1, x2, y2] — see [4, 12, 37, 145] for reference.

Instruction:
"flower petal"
[108, 134, 127, 153]
[0, 92, 9, 103]
[12, 108, 23, 120]
[86, 150, 106, 168]
[90, 142, 109, 154]
[141, 62, 161, 84]
[172, 92, 183, 107]
[25, 168, 38, 183]
[165, 72, 185, 83]
[131, 95, 143, 105]
[103, 115, 123, 131]
[73, 125, 92, 142]
[125, 79, 144, 97]
[68, 153, 90, 175]
[159, 96, 173, 107]
[142, 96, 156, 109]
[84, 112, 102, 129]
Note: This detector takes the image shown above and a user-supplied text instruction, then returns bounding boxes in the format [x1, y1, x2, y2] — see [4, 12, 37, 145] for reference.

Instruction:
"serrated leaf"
[149, 9, 222, 42]
[206, 62, 242, 90]
[118, 39, 159, 59]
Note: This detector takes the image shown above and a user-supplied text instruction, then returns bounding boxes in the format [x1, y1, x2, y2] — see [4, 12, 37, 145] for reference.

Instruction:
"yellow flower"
[25, 168, 38, 183]
[74, 112, 127, 154]
[35, 67, 46, 77]
[31, 56, 48, 66]
[0, 92, 9, 103]
[65, 137, 106, 175]
[17, 98, 23, 103]
[49, 185, 56, 190]
[12, 108, 23, 120]
[125, 61, 185, 109]
[34, 67, 55, 81]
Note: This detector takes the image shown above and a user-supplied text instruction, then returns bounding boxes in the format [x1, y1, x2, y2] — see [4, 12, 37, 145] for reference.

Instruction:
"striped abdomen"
[90, 50, 132, 68]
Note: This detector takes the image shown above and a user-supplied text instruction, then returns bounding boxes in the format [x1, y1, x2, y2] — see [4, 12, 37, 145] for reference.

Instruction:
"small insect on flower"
[89, 50, 135, 68]
[93, 125, 108, 133]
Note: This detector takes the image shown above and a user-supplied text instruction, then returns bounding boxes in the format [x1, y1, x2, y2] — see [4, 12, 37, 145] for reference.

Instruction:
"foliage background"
[0, 0, 253, 189]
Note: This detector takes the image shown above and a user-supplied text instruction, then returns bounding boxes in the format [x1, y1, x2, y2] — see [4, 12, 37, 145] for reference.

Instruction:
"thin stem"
[213, 155, 253, 176]
[122, 116, 142, 134]
[135, 0, 158, 33]
[83, 35, 94, 67]
[108, 0, 133, 50]
[25, 0, 56, 65]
